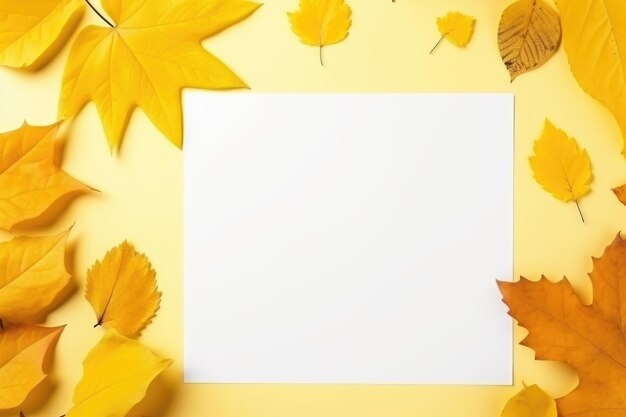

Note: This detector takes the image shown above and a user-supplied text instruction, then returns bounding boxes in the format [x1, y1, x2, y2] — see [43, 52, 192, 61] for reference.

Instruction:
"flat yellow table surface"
[0, 0, 623, 416]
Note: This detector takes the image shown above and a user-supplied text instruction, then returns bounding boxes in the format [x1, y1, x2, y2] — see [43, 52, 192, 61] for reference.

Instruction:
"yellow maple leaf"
[529, 119, 592, 222]
[0, 230, 72, 324]
[501, 384, 557, 417]
[498, 0, 561, 81]
[288, 0, 352, 66]
[431, 12, 475, 54]
[66, 330, 172, 417]
[0, 0, 84, 69]
[59, 0, 261, 151]
[0, 325, 64, 410]
[86, 241, 160, 338]
[557, 0, 626, 156]
[0, 122, 90, 231]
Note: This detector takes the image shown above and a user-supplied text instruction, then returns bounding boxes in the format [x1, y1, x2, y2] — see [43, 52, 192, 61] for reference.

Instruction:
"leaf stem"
[319, 45, 324, 66]
[575, 200, 585, 223]
[85, 0, 114, 28]
[430, 34, 446, 54]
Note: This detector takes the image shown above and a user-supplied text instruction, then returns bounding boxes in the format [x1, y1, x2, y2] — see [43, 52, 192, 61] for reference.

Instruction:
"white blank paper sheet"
[184, 93, 513, 385]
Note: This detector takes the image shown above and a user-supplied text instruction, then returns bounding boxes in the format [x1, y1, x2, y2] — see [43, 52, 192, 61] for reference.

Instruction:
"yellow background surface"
[1, 0, 624, 416]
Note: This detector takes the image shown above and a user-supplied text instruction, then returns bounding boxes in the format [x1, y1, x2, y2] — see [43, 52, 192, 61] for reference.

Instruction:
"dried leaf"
[0, 122, 89, 231]
[613, 184, 626, 206]
[432, 12, 475, 53]
[0, 325, 64, 410]
[529, 119, 592, 222]
[498, 0, 561, 81]
[501, 384, 557, 417]
[86, 241, 160, 338]
[498, 234, 626, 417]
[0, 0, 84, 69]
[0, 231, 71, 324]
[66, 330, 172, 417]
[557, 0, 626, 156]
[59, 0, 260, 151]
[288, 0, 352, 65]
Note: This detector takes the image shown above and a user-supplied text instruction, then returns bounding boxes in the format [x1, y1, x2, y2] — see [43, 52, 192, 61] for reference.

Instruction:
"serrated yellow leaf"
[0, 325, 63, 410]
[288, 0, 352, 65]
[66, 330, 172, 417]
[557, 0, 626, 156]
[0, 122, 90, 231]
[434, 12, 475, 51]
[86, 241, 160, 338]
[0, 0, 84, 69]
[0, 231, 71, 323]
[529, 119, 592, 222]
[501, 384, 557, 417]
[59, 0, 260, 151]
[498, 0, 561, 81]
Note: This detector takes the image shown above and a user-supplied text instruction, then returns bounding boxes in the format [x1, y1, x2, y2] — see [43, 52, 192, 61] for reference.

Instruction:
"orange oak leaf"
[0, 122, 90, 231]
[498, 234, 626, 417]
[0, 325, 64, 410]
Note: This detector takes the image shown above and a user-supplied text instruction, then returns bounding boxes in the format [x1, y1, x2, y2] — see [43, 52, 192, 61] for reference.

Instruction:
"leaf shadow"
[128, 372, 180, 417]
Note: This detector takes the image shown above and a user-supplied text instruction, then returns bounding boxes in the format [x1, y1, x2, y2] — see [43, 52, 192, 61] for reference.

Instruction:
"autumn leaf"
[59, 0, 260, 151]
[0, 230, 72, 324]
[86, 241, 160, 338]
[498, 0, 561, 81]
[557, 0, 626, 156]
[498, 234, 626, 417]
[0, 0, 84, 69]
[288, 0, 352, 66]
[430, 12, 475, 54]
[66, 330, 171, 417]
[529, 119, 592, 222]
[501, 384, 557, 417]
[0, 325, 63, 410]
[613, 185, 626, 206]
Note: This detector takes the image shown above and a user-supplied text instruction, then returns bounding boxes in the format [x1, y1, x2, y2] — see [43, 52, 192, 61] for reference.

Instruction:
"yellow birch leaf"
[66, 330, 172, 417]
[557, 0, 626, 156]
[0, 231, 71, 324]
[0, 0, 84, 69]
[529, 119, 592, 222]
[0, 325, 64, 410]
[501, 384, 557, 417]
[288, 0, 352, 66]
[86, 241, 160, 338]
[59, 0, 260, 152]
[498, 0, 561, 81]
[0, 122, 90, 231]
[431, 12, 475, 54]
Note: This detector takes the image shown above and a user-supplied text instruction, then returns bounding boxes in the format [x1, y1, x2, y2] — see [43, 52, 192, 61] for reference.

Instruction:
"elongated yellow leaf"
[434, 12, 475, 52]
[557, 0, 626, 156]
[0, 231, 71, 323]
[0, 325, 63, 410]
[67, 330, 171, 417]
[0, 0, 84, 69]
[86, 241, 160, 338]
[501, 384, 557, 417]
[498, 0, 561, 81]
[288, 0, 352, 65]
[59, 0, 260, 152]
[529, 119, 592, 222]
[0, 122, 90, 231]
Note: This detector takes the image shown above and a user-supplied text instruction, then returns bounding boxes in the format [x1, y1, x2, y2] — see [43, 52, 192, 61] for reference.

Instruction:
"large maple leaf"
[59, 0, 260, 151]
[498, 234, 626, 417]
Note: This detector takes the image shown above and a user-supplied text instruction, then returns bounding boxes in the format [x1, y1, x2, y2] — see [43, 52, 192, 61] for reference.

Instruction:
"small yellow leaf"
[498, 0, 561, 81]
[59, 0, 260, 152]
[288, 0, 352, 65]
[0, 231, 71, 323]
[432, 12, 475, 53]
[501, 384, 557, 417]
[0, 325, 64, 410]
[86, 241, 160, 338]
[529, 119, 592, 222]
[557, 0, 626, 156]
[66, 330, 172, 417]
[0, 0, 84, 69]
[0, 122, 90, 231]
